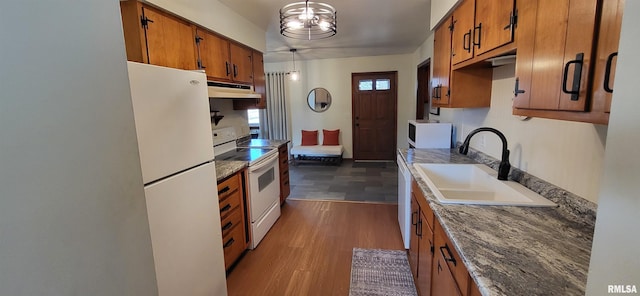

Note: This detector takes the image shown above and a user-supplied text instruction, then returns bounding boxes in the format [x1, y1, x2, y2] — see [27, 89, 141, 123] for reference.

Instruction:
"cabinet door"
[196, 28, 231, 81]
[141, 6, 197, 70]
[514, 0, 597, 111]
[233, 50, 266, 110]
[474, 0, 515, 56]
[431, 250, 463, 296]
[432, 18, 452, 106]
[416, 210, 434, 296]
[230, 43, 253, 84]
[408, 195, 420, 280]
[451, 0, 475, 65]
[591, 0, 624, 114]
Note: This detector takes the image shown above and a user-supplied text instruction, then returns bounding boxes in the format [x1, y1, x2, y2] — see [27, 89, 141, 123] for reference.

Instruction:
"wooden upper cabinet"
[451, 0, 516, 66]
[474, 0, 515, 56]
[591, 0, 624, 114]
[229, 43, 254, 84]
[451, 0, 475, 65]
[514, 0, 597, 111]
[233, 50, 267, 110]
[513, 0, 618, 124]
[195, 28, 231, 81]
[120, 1, 196, 70]
[432, 18, 453, 106]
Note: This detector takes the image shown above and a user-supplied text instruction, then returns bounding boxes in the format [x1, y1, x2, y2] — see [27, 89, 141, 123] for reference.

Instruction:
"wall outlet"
[478, 134, 486, 148]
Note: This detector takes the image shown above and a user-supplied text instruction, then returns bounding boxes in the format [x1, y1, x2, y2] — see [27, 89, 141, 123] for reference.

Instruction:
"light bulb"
[290, 71, 299, 81]
[287, 21, 304, 29]
[319, 20, 330, 31]
[298, 7, 314, 20]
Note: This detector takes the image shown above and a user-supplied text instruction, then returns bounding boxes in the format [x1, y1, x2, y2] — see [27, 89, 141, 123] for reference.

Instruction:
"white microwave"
[408, 120, 452, 149]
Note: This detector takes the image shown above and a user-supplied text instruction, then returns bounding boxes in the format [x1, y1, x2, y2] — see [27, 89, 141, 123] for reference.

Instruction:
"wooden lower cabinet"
[432, 247, 463, 296]
[278, 144, 290, 205]
[217, 170, 249, 270]
[411, 179, 434, 295]
[411, 179, 479, 296]
[417, 210, 434, 294]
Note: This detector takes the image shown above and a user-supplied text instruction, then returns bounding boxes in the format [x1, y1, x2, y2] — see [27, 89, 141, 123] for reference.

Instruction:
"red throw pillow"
[323, 129, 340, 145]
[301, 130, 318, 146]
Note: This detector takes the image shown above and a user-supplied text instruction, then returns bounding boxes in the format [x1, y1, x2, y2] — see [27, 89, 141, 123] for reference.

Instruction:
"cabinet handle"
[233, 64, 238, 77]
[417, 219, 423, 237]
[429, 238, 434, 254]
[604, 52, 618, 93]
[218, 186, 230, 195]
[562, 53, 584, 101]
[473, 23, 482, 49]
[437, 261, 443, 274]
[222, 221, 233, 231]
[463, 30, 471, 52]
[411, 211, 418, 226]
[514, 78, 526, 97]
[140, 15, 154, 29]
[223, 238, 235, 248]
[440, 244, 457, 266]
[220, 204, 231, 213]
[225, 62, 231, 76]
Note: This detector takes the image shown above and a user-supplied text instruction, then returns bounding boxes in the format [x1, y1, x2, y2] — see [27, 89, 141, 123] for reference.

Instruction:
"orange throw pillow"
[301, 130, 318, 146]
[323, 129, 340, 145]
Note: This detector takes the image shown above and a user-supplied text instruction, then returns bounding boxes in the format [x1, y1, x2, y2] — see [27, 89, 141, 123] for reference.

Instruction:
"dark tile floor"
[288, 159, 399, 203]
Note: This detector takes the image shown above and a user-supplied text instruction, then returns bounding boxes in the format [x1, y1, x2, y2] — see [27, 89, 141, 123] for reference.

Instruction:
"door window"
[358, 79, 391, 91]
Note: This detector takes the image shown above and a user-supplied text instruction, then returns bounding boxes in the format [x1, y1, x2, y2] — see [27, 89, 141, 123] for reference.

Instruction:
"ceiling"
[218, 0, 432, 63]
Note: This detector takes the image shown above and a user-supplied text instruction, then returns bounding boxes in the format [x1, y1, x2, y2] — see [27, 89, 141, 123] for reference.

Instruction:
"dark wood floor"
[288, 160, 398, 203]
[226, 200, 404, 296]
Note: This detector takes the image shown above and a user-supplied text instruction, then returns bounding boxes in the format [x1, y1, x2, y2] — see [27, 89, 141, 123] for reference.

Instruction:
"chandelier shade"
[280, 1, 337, 40]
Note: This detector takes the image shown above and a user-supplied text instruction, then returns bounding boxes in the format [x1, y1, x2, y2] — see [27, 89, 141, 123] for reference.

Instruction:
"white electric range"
[212, 127, 280, 249]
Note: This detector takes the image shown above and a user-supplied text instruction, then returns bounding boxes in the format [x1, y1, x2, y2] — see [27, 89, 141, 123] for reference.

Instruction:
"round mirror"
[307, 88, 332, 112]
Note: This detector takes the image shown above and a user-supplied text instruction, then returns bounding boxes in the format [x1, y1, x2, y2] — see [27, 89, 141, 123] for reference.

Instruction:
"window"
[247, 109, 260, 125]
[376, 79, 391, 90]
[358, 80, 373, 91]
[358, 79, 391, 91]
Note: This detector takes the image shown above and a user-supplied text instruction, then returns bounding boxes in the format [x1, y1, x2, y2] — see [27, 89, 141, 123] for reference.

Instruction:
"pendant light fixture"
[280, 1, 337, 40]
[288, 49, 299, 81]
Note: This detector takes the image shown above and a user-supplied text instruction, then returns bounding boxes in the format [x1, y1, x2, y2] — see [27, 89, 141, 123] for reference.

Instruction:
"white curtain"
[260, 72, 289, 140]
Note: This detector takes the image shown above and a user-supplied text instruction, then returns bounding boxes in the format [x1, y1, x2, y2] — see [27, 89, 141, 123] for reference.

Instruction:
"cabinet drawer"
[219, 191, 242, 219]
[217, 173, 241, 201]
[222, 223, 245, 270]
[435, 219, 469, 295]
[412, 180, 435, 230]
[221, 207, 243, 237]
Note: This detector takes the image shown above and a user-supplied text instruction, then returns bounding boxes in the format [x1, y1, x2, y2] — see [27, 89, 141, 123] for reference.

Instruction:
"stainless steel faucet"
[459, 127, 511, 181]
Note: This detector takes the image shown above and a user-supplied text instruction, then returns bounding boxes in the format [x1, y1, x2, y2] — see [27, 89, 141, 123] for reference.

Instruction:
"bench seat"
[290, 145, 344, 165]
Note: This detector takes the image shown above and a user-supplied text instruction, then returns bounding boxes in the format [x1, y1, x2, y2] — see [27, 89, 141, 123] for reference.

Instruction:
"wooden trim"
[513, 107, 609, 125]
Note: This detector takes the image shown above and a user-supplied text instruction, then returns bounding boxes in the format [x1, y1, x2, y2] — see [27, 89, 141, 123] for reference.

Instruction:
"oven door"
[248, 153, 280, 223]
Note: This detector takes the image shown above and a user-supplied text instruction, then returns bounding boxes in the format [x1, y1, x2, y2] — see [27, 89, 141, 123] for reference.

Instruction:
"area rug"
[349, 248, 418, 296]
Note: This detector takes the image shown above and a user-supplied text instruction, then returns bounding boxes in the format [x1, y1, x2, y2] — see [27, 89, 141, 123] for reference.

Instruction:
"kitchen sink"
[413, 163, 556, 207]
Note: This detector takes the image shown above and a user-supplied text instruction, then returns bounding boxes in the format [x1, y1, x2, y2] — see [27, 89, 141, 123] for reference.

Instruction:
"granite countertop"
[215, 160, 247, 182]
[237, 138, 290, 148]
[399, 148, 595, 296]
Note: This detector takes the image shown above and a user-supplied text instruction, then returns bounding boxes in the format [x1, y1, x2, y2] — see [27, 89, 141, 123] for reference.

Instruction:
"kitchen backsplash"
[208, 99, 251, 137]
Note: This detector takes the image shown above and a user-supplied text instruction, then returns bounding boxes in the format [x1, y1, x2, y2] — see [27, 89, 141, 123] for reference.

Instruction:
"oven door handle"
[249, 153, 279, 173]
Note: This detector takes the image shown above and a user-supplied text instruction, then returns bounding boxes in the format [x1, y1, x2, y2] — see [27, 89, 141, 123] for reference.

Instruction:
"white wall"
[265, 54, 416, 159]
[414, 35, 606, 203]
[0, 2, 157, 295]
[586, 1, 640, 292]
[145, 0, 266, 52]
[431, 0, 460, 29]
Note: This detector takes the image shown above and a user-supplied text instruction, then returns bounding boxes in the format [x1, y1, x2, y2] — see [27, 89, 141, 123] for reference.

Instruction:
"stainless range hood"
[207, 81, 261, 99]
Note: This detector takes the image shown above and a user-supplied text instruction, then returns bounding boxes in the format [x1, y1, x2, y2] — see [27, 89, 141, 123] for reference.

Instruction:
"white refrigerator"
[127, 62, 227, 296]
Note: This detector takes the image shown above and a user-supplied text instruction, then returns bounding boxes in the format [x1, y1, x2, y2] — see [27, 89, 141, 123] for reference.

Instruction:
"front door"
[351, 72, 398, 161]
